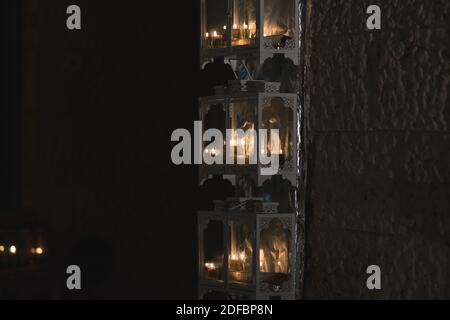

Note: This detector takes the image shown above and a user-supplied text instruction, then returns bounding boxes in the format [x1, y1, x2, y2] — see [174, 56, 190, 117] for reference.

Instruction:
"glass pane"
[203, 220, 225, 282]
[229, 220, 253, 284]
[204, 104, 226, 156]
[230, 100, 257, 162]
[232, 0, 257, 46]
[259, 218, 291, 275]
[261, 97, 293, 165]
[204, 0, 229, 48]
[264, 0, 295, 45]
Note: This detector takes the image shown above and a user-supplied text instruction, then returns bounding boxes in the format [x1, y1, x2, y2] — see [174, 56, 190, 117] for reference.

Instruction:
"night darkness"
[1, 1, 201, 299]
[1, 0, 449, 302]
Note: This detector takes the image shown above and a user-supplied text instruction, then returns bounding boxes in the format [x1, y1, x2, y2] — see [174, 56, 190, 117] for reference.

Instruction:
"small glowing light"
[205, 262, 216, 270]
[231, 254, 237, 261]
[211, 148, 217, 156]
[240, 252, 246, 261]
[223, 25, 227, 30]
[243, 23, 248, 30]
[213, 31, 218, 38]
[278, 261, 282, 266]
[10, 245, 17, 254]
[240, 139, 246, 146]
[233, 24, 238, 29]
[36, 247, 44, 255]
[263, 33, 267, 37]
[205, 32, 209, 38]
[0, 245, 5, 253]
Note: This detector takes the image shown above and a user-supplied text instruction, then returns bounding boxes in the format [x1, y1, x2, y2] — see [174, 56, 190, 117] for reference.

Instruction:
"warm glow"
[205, 32, 209, 38]
[223, 25, 227, 30]
[233, 24, 238, 29]
[9, 245, 17, 254]
[239, 252, 246, 261]
[205, 262, 217, 270]
[0, 245, 5, 253]
[213, 31, 218, 38]
[36, 247, 44, 255]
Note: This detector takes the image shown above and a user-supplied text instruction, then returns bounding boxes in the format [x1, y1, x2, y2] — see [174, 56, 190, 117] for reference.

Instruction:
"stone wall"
[304, 0, 449, 298]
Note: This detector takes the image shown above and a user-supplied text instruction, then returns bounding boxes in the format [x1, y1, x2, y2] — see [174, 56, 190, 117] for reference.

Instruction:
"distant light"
[10, 245, 17, 254]
[36, 247, 44, 255]
[0, 245, 5, 253]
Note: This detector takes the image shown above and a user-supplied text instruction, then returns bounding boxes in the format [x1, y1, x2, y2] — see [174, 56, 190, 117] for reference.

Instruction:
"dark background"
[2, 0, 200, 299]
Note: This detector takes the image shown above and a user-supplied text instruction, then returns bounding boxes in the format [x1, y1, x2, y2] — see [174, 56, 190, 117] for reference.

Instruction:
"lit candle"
[211, 30, 223, 48]
[232, 24, 240, 41]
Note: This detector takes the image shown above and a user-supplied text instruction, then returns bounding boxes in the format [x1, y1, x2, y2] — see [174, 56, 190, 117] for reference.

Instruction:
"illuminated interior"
[203, 0, 296, 49]
[259, 218, 291, 274]
[229, 100, 256, 162]
[204, 0, 228, 49]
[203, 104, 226, 158]
[263, 0, 295, 38]
[231, 0, 257, 46]
[228, 220, 253, 284]
[261, 97, 293, 162]
[202, 220, 225, 282]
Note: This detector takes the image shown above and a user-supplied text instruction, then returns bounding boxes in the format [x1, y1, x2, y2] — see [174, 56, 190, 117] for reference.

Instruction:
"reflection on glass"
[204, 104, 226, 157]
[264, 0, 295, 42]
[203, 220, 225, 282]
[229, 221, 253, 284]
[230, 101, 256, 162]
[204, 0, 228, 48]
[261, 97, 293, 164]
[232, 0, 257, 46]
[259, 218, 291, 274]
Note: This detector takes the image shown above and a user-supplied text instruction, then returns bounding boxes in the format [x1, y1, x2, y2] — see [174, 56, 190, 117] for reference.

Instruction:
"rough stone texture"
[304, 0, 449, 298]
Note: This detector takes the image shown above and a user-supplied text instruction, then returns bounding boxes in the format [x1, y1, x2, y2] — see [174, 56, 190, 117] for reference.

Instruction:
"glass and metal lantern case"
[201, 0, 300, 65]
[199, 82, 298, 187]
[198, 201, 296, 300]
